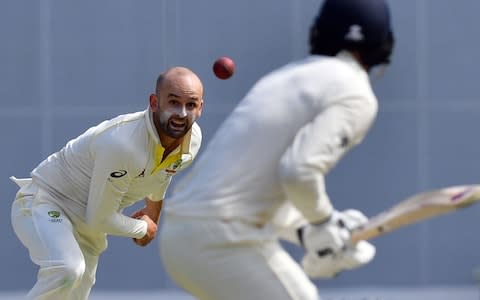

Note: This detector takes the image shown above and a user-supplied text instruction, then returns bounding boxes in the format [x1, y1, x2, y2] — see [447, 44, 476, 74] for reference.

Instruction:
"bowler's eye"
[186, 102, 198, 110]
[168, 99, 180, 106]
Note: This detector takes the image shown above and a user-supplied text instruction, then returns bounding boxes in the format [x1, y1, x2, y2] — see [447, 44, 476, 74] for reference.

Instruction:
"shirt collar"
[336, 50, 366, 73]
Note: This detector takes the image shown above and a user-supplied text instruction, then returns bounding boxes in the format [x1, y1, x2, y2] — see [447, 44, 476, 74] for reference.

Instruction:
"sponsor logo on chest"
[165, 159, 182, 175]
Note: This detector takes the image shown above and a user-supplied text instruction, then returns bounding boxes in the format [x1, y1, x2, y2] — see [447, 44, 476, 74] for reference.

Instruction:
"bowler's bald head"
[156, 67, 203, 98]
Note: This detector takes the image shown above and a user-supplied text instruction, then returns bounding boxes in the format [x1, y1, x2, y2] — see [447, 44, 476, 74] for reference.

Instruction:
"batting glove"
[298, 209, 376, 278]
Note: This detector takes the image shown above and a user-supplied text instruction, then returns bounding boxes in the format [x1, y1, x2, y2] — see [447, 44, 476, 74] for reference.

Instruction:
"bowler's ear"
[149, 94, 158, 112]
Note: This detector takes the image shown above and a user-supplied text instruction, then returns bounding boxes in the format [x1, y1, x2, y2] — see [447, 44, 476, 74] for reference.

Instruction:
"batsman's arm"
[278, 93, 376, 223]
[271, 201, 308, 245]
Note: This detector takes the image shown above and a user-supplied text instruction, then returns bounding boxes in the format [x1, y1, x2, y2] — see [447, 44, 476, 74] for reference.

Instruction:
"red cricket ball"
[213, 56, 235, 80]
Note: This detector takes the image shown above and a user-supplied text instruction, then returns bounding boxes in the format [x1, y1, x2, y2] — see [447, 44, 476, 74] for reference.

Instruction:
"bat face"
[351, 184, 480, 243]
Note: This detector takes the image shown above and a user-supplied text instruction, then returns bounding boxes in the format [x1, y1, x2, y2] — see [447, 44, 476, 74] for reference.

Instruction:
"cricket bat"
[351, 184, 480, 243]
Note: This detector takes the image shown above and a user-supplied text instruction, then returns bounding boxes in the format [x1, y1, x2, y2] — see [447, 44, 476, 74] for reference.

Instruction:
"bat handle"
[350, 224, 384, 243]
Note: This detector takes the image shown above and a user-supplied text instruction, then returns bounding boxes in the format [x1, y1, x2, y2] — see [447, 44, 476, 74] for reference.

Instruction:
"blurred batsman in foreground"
[159, 1, 394, 299]
[10, 67, 204, 299]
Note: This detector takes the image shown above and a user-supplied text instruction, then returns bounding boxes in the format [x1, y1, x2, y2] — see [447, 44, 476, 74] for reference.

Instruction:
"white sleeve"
[149, 177, 172, 202]
[86, 139, 147, 239]
[271, 201, 309, 245]
[278, 93, 377, 223]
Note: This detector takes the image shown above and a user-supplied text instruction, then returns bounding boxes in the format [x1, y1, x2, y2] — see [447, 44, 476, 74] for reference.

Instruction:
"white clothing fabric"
[11, 178, 98, 300]
[160, 215, 319, 300]
[166, 52, 377, 224]
[160, 52, 378, 299]
[11, 109, 201, 299]
[31, 109, 201, 240]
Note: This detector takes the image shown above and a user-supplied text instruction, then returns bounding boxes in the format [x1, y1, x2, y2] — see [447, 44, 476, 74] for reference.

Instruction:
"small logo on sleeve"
[110, 170, 127, 178]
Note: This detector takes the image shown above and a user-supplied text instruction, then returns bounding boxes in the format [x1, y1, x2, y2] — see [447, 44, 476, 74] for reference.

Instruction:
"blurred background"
[2, 0, 480, 299]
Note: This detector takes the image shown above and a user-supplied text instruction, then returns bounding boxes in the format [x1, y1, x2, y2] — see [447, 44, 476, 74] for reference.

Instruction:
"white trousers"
[10, 178, 103, 300]
[159, 214, 320, 300]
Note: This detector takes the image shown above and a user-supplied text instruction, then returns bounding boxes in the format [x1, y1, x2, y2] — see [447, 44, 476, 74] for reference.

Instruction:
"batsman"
[159, 0, 395, 299]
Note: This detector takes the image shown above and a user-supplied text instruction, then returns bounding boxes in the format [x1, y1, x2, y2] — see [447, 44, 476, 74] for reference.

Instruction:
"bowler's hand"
[131, 209, 146, 220]
[132, 214, 158, 247]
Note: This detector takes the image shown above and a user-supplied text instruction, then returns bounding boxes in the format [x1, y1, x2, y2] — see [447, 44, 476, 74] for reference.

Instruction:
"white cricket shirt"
[166, 51, 378, 225]
[31, 109, 201, 238]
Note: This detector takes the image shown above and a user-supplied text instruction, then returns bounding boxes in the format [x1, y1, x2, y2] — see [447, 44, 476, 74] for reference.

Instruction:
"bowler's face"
[156, 75, 203, 139]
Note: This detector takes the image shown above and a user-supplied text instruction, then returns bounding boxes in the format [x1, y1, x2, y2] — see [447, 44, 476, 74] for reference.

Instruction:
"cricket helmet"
[309, 0, 394, 69]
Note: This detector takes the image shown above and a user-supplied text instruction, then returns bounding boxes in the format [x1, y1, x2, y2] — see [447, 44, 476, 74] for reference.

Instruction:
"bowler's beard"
[157, 111, 193, 139]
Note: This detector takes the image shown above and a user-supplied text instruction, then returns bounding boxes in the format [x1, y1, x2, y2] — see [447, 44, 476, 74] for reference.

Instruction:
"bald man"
[10, 67, 204, 299]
